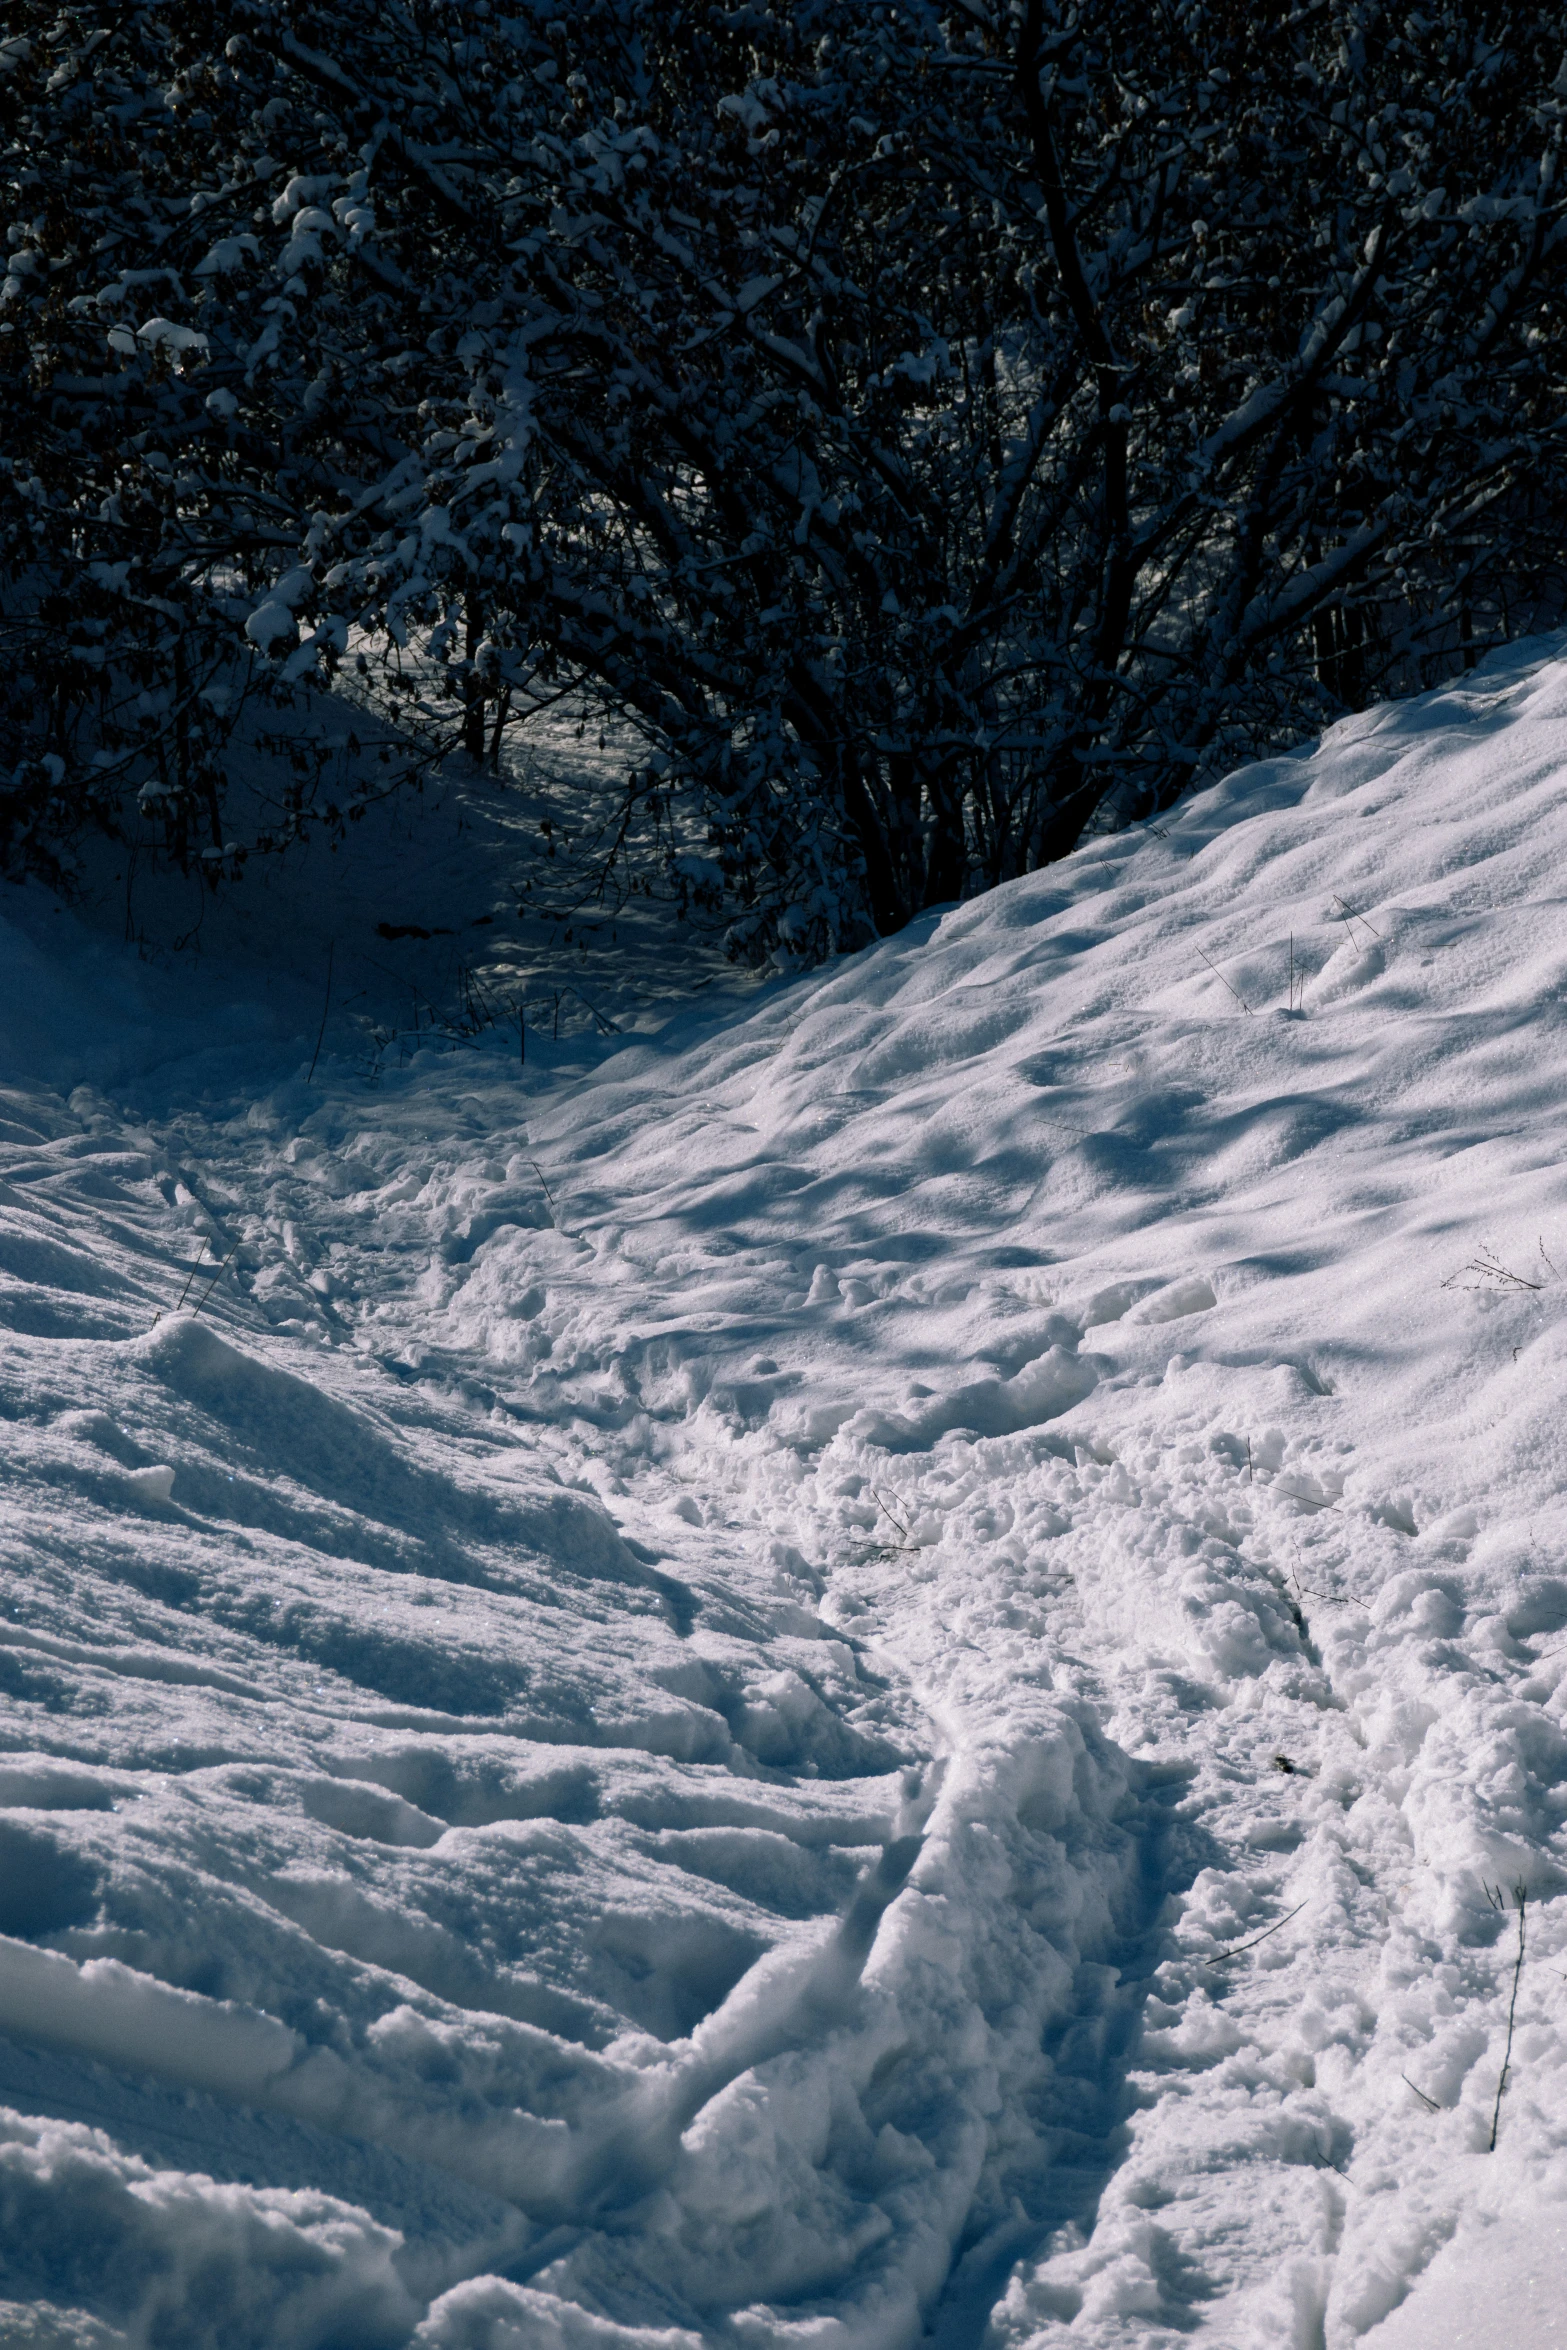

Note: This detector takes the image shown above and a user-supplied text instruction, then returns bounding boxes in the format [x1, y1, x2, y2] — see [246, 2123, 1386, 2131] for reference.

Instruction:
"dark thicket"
[3, 2, 1565, 950]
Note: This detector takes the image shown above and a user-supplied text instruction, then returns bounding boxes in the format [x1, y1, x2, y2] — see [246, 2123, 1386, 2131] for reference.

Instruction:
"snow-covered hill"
[4, 638, 1567, 2349]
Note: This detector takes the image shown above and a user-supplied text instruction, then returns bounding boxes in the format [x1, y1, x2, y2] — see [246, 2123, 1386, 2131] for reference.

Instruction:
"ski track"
[4, 642, 1567, 2344]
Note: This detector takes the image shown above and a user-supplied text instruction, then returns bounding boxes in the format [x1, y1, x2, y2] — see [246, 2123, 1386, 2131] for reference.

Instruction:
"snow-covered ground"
[4, 639, 1567, 2349]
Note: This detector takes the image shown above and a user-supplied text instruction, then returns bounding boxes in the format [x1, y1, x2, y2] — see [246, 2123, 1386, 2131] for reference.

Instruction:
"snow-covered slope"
[4, 637, 1567, 2348]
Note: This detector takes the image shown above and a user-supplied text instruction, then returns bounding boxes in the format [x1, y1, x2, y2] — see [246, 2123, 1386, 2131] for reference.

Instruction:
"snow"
[1358, 2208, 1567, 2348]
[3, 634, 1567, 2344]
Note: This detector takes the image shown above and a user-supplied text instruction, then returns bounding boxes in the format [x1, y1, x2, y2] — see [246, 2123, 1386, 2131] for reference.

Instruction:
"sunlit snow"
[3, 638, 1567, 2347]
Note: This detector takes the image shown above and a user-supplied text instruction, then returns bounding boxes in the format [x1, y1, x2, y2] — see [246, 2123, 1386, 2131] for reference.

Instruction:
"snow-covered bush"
[2, 0, 1565, 942]
[0, 2, 413, 877]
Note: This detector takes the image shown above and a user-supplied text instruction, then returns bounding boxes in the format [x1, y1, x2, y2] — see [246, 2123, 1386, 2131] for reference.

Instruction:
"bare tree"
[5, 1, 1565, 952]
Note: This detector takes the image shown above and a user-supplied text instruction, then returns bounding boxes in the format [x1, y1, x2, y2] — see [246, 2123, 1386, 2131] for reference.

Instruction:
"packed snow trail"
[4, 639, 1567, 2345]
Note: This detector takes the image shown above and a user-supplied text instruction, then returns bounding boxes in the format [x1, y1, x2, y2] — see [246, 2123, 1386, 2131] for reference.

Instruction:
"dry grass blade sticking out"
[152, 1237, 216, 1329]
[1197, 947, 1253, 1014]
[306, 941, 335, 1084]
[865, 1487, 921, 1558]
[1287, 931, 1307, 1014]
[1487, 1881, 1528, 2152]
[1206, 1899, 1308, 1968]
[1332, 895, 1383, 947]
[1443, 1239, 1557, 1294]
[527, 1157, 563, 1232]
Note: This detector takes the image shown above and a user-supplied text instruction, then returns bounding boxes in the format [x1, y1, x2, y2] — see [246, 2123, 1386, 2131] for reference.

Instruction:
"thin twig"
[173, 1244, 210, 1314]
[189, 1239, 238, 1320]
[1402, 2072, 1440, 2112]
[527, 1157, 559, 1225]
[152, 1236, 213, 1328]
[306, 941, 335, 1084]
[1197, 946, 1253, 1014]
[1443, 1248, 1542, 1295]
[1488, 1885, 1527, 2152]
[1332, 894, 1383, 942]
[1265, 1476, 1341, 1513]
[565, 981, 622, 1035]
[860, 1486, 920, 1557]
[1206, 1899, 1307, 1966]
[872, 1485, 912, 1541]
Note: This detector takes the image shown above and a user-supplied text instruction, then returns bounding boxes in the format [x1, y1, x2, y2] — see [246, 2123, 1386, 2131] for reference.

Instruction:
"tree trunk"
[923, 767, 967, 907]
[462, 590, 485, 761]
[836, 743, 902, 935]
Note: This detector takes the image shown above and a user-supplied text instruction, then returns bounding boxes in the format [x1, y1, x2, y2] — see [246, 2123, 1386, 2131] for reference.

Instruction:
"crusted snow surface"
[4, 639, 1567, 2346]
